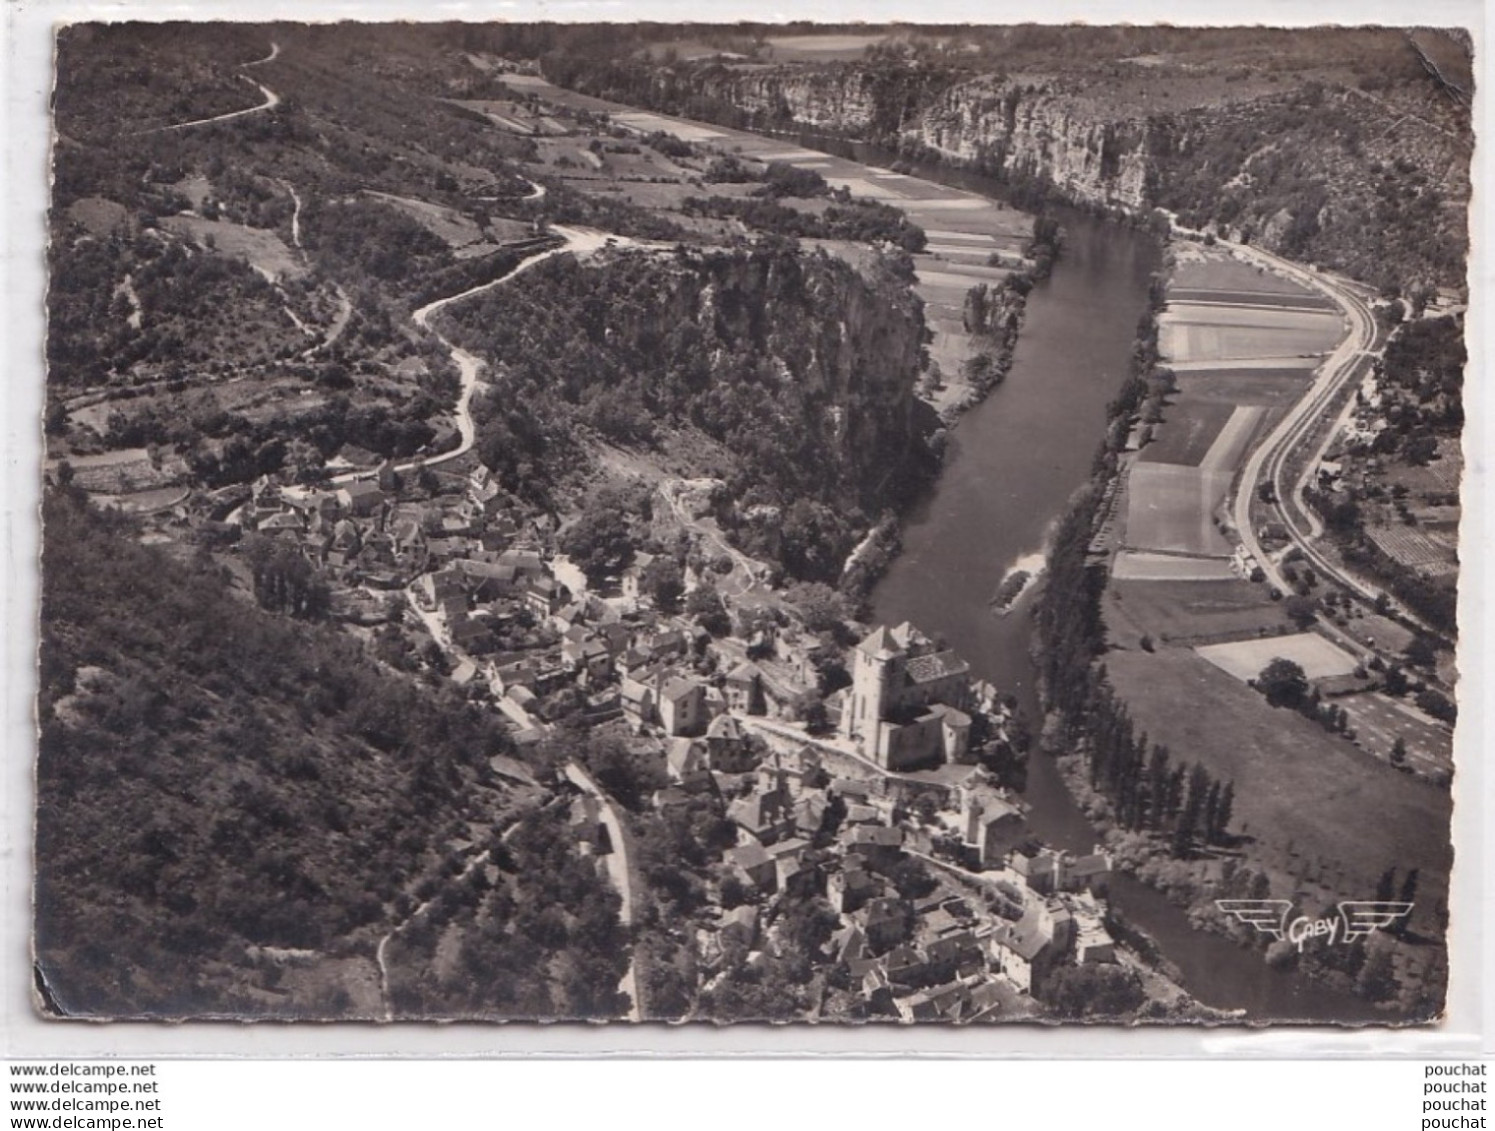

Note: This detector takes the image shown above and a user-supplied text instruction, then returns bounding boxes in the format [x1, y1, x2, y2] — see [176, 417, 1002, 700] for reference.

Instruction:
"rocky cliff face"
[578, 61, 1468, 288]
[699, 67, 883, 134]
[668, 245, 929, 510]
[676, 66, 1152, 209]
[912, 79, 1150, 209]
[449, 242, 932, 537]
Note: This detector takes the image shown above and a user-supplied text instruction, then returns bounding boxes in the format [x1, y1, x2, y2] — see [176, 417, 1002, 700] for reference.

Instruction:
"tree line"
[1032, 278, 1237, 858]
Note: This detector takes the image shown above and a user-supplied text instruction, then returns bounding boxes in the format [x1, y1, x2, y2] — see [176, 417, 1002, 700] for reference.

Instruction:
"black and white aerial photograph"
[35, 19, 1471, 1026]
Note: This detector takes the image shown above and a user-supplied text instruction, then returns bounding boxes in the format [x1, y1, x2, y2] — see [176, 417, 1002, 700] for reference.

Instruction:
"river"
[842, 148, 1390, 1023]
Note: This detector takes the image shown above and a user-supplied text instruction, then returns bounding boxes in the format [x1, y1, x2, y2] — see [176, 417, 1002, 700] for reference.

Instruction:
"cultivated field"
[1110, 552, 1236, 582]
[1138, 398, 1236, 465]
[1366, 524, 1460, 576]
[1105, 647, 1453, 903]
[1165, 303, 1343, 331]
[925, 244, 1021, 266]
[1170, 287, 1336, 310]
[1122, 463, 1233, 557]
[1337, 692, 1454, 772]
[1199, 404, 1267, 470]
[1161, 243, 1348, 363]
[1160, 320, 1342, 364]
[1171, 367, 1316, 407]
[1140, 401, 1266, 467]
[900, 196, 1002, 213]
[1168, 357, 1320, 373]
[1383, 448, 1464, 496]
[612, 110, 728, 141]
[1171, 247, 1320, 296]
[1196, 631, 1359, 682]
[752, 146, 831, 162]
[1105, 577, 1280, 645]
[914, 263, 1013, 291]
[1160, 327, 1327, 363]
[1340, 610, 1417, 655]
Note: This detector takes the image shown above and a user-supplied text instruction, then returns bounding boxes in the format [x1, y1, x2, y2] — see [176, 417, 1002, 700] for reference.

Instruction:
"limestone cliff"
[566, 60, 1468, 288]
[912, 79, 1150, 210]
[444, 243, 935, 580]
[623, 64, 1153, 209]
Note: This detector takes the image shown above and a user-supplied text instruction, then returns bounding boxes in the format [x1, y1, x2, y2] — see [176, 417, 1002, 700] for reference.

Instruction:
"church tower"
[843, 625, 902, 755]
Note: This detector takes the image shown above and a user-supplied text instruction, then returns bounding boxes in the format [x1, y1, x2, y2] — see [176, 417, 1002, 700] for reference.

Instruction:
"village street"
[563, 762, 644, 1020]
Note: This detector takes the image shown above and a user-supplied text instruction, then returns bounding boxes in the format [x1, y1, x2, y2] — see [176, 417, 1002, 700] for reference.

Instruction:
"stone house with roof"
[840, 622, 975, 771]
[827, 861, 881, 914]
[723, 661, 766, 714]
[705, 713, 756, 772]
[859, 896, 914, 956]
[724, 842, 777, 892]
[962, 788, 1028, 868]
[665, 737, 713, 790]
[336, 480, 385, 518]
[991, 914, 1051, 995]
[659, 677, 708, 737]
[726, 784, 796, 846]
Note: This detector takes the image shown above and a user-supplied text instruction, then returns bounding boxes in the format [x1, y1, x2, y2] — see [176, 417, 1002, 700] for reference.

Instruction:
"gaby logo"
[1216, 900, 1413, 953]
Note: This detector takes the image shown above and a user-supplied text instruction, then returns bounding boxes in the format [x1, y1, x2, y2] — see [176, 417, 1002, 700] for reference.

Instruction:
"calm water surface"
[845, 151, 1390, 1022]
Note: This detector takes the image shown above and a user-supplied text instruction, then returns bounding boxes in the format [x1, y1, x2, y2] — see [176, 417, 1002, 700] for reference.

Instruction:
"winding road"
[404, 225, 598, 470]
[149, 42, 282, 133]
[318, 219, 608, 489]
[659, 478, 766, 602]
[1227, 241, 1378, 600]
[394, 225, 609, 475]
[1216, 238, 1444, 654]
[374, 841, 494, 1021]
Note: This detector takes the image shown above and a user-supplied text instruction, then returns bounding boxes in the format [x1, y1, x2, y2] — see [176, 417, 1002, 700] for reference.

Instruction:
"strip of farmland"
[1169, 287, 1337, 310]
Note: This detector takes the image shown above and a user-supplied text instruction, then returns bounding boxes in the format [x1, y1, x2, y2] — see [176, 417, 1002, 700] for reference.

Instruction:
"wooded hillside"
[35, 491, 617, 1018]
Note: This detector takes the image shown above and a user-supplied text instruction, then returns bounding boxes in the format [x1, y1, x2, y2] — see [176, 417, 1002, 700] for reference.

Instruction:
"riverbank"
[775, 132, 1406, 1021]
[1027, 242, 1447, 1021]
[765, 131, 1066, 430]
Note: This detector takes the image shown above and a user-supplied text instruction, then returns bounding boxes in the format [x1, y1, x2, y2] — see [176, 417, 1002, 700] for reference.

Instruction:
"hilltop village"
[80, 451, 1166, 1022]
[37, 22, 1465, 1024]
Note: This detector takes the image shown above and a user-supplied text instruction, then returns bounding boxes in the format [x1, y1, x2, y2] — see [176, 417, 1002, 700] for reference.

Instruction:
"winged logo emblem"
[1337, 901, 1414, 942]
[1216, 898, 1414, 950]
[1215, 899, 1293, 940]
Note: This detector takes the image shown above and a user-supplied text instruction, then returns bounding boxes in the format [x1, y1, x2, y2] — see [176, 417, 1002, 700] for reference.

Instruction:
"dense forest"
[443, 241, 937, 583]
[35, 490, 620, 1018]
[1144, 91, 1467, 292]
[381, 798, 632, 1020]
